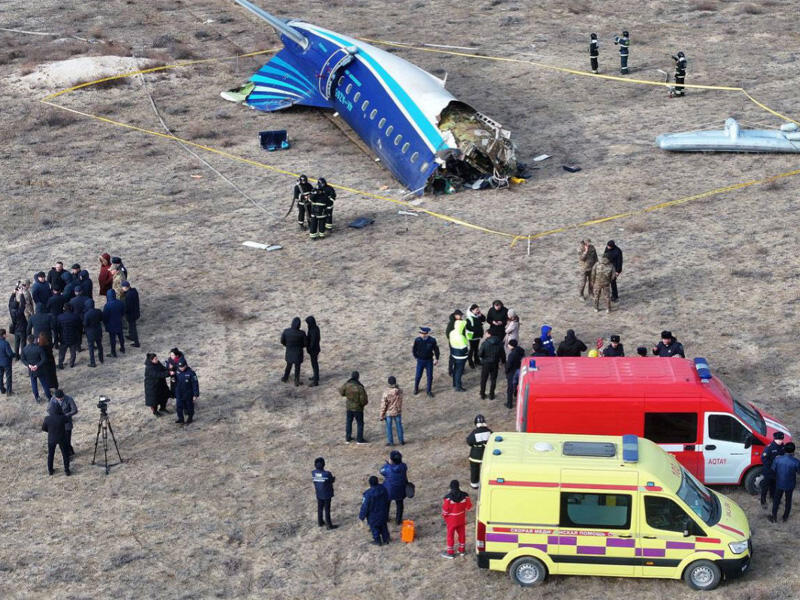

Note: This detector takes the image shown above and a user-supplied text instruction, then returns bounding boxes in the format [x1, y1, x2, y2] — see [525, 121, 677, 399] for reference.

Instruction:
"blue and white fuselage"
[230, 2, 516, 194]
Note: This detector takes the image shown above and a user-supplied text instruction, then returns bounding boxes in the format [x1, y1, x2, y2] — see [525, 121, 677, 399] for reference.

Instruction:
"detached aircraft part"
[657, 119, 800, 153]
[225, 0, 517, 195]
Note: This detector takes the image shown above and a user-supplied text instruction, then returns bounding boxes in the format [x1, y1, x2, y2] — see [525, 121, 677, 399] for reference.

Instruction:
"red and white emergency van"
[515, 357, 791, 493]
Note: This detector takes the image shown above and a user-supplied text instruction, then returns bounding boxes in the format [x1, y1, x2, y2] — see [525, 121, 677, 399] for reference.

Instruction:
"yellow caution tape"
[39, 44, 800, 246]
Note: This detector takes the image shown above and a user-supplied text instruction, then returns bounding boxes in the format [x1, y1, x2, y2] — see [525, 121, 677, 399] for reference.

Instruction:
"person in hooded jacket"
[359, 475, 391, 545]
[604, 240, 623, 301]
[63, 268, 79, 304]
[121, 281, 140, 347]
[57, 304, 82, 369]
[557, 329, 588, 357]
[78, 270, 92, 298]
[102, 290, 125, 357]
[505, 339, 525, 409]
[31, 272, 51, 308]
[312, 457, 338, 529]
[305, 315, 320, 386]
[9, 290, 27, 358]
[27, 303, 56, 341]
[486, 300, 508, 338]
[83, 299, 104, 367]
[441, 480, 473, 558]
[144, 352, 170, 416]
[380, 450, 409, 525]
[478, 334, 503, 400]
[652, 330, 685, 358]
[467, 415, 492, 488]
[42, 401, 70, 475]
[529, 337, 549, 357]
[98, 253, 113, 296]
[540, 325, 556, 356]
[280, 317, 307, 385]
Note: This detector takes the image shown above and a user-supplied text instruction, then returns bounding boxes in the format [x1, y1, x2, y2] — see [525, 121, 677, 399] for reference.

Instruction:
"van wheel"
[683, 559, 721, 591]
[508, 556, 547, 586]
[742, 467, 762, 495]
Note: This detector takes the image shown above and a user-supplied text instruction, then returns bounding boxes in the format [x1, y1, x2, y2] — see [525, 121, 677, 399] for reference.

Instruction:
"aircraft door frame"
[318, 47, 355, 99]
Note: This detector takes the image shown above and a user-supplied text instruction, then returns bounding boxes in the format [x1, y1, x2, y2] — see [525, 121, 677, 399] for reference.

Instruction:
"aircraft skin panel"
[295, 23, 454, 155]
[246, 48, 331, 110]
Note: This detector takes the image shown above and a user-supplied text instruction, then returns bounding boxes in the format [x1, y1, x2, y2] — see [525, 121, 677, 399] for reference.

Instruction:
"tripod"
[91, 409, 123, 474]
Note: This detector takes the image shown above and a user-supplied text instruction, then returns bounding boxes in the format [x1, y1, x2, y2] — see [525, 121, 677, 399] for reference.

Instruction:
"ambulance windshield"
[733, 399, 766, 436]
[677, 468, 719, 526]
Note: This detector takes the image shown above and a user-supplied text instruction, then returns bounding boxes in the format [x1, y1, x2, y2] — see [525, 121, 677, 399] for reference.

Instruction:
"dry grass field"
[1, 0, 800, 598]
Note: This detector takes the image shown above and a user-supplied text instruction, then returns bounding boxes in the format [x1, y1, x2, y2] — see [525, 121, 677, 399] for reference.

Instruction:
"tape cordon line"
[39, 42, 800, 246]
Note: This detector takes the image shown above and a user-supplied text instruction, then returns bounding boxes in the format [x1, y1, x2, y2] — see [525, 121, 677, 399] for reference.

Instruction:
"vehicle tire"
[742, 466, 762, 495]
[683, 559, 722, 591]
[508, 556, 547, 587]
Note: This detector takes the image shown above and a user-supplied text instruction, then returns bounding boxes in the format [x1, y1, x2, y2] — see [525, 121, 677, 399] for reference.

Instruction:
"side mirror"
[744, 434, 755, 449]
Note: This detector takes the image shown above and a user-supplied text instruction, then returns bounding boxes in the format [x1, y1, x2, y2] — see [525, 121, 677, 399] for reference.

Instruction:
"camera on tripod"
[97, 395, 111, 412]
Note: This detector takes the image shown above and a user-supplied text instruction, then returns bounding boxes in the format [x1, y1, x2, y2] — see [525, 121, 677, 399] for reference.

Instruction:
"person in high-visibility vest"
[614, 30, 630, 74]
[448, 316, 469, 392]
[465, 304, 485, 369]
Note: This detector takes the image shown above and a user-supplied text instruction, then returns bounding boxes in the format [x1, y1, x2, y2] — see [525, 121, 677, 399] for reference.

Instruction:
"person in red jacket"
[441, 479, 472, 559]
[98, 253, 113, 297]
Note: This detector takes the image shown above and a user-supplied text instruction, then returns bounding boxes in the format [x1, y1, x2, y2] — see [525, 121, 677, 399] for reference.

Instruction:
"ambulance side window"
[644, 412, 697, 443]
[708, 414, 749, 444]
[644, 496, 706, 536]
[559, 493, 631, 529]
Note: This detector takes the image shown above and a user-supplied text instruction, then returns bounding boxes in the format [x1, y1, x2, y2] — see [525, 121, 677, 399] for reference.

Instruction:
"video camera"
[97, 395, 111, 413]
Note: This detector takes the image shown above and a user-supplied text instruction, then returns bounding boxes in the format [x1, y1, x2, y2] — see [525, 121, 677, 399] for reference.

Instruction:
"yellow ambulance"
[476, 433, 751, 590]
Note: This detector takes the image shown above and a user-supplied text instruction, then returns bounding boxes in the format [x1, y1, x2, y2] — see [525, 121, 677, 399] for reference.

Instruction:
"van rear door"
[703, 413, 752, 484]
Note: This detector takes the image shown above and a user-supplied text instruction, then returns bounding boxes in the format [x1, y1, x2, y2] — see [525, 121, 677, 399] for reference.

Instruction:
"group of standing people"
[293, 175, 337, 240]
[7, 255, 141, 402]
[280, 316, 321, 386]
[590, 30, 687, 95]
[578, 239, 623, 312]
[143, 347, 200, 424]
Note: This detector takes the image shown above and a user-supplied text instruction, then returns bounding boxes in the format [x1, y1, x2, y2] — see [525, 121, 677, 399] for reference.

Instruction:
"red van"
[515, 356, 791, 493]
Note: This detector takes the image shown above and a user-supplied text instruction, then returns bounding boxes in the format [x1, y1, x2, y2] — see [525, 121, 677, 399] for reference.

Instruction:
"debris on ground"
[259, 130, 290, 151]
[562, 165, 582, 173]
[243, 241, 282, 251]
[348, 217, 375, 229]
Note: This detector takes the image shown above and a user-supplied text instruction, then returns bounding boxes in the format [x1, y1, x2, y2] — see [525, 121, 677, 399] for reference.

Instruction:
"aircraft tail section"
[244, 49, 331, 112]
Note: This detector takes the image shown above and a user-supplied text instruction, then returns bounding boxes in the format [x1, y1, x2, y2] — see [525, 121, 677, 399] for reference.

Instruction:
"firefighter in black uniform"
[614, 30, 630, 74]
[589, 33, 599, 74]
[309, 183, 329, 240]
[671, 51, 687, 97]
[314, 177, 336, 235]
[761, 431, 785, 508]
[293, 174, 314, 230]
[466, 415, 492, 489]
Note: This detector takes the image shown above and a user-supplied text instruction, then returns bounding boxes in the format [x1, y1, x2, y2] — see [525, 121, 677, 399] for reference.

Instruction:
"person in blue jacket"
[412, 326, 440, 397]
[102, 289, 125, 357]
[359, 475, 390, 546]
[380, 450, 409, 525]
[31, 272, 51, 308]
[174, 359, 199, 424]
[770, 442, 800, 523]
[121, 281, 140, 347]
[78, 269, 93, 298]
[312, 457, 338, 529]
[540, 325, 556, 356]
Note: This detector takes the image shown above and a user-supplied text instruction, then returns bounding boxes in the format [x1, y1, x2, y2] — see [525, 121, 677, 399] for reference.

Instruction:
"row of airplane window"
[340, 77, 430, 174]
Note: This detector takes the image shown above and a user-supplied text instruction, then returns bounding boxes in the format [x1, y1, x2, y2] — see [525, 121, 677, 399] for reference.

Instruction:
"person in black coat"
[121, 281, 140, 347]
[652, 330, 685, 358]
[83, 299, 104, 367]
[174, 359, 199, 424]
[305, 315, 320, 386]
[42, 401, 70, 475]
[46, 289, 67, 348]
[486, 300, 508, 338]
[57, 304, 82, 369]
[280, 317, 307, 385]
[9, 290, 27, 358]
[478, 335, 504, 400]
[530, 337, 549, 357]
[27, 303, 56, 341]
[144, 353, 170, 416]
[102, 289, 125, 357]
[359, 475, 391, 545]
[38, 332, 59, 392]
[78, 269, 92, 298]
[604, 240, 623, 301]
[603, 334, 625, 357]
[556, 329, 588, 357]
[22, 335, 51, 402]
[312, 457, 338, 529]
[31, 272, 51, 308]
[47, 262, 67, 293]
[505, 339, 525, 409]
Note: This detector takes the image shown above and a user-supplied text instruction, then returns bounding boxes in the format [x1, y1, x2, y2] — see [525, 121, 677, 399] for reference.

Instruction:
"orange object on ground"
[401, 519, 415, 543]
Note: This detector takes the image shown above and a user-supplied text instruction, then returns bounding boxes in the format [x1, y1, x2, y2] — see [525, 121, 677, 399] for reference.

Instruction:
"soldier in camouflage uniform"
[590, 255, 614, 312]
[579, 239, 598, 299]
